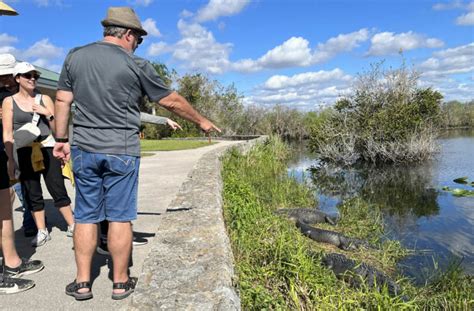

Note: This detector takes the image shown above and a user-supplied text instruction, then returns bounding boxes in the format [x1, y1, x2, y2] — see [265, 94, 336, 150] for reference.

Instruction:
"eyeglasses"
[130, 30, 143, 45]
[21, 72, 40, 80]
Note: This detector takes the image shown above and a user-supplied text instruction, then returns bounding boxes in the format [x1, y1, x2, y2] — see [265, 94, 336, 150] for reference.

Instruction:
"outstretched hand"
[166, 118, 183, 131]
[199, 119, 221, 134]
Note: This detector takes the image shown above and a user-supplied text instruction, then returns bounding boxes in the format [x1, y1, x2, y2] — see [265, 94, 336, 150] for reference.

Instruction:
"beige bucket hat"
[101, 7, 147, 36]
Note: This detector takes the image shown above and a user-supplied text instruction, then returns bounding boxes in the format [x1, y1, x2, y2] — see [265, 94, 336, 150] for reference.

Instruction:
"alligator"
[275, 208, 338, 225]
[322, 252, 405, 299]
[296, 220, 369, 250]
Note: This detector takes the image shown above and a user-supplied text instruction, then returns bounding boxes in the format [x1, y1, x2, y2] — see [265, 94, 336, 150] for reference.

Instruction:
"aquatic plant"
[453, 176, 469, 184]
[442, 186, 474, 197]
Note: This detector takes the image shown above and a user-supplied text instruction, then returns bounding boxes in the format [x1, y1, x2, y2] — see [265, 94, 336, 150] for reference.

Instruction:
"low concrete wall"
[129, 136, 267, 310]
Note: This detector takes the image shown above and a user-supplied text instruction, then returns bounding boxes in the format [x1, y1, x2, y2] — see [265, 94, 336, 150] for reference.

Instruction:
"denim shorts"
[71, 146, 140, 223]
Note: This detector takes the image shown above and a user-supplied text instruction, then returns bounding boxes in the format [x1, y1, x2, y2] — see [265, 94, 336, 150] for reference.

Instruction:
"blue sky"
[1, 0, 473, 110]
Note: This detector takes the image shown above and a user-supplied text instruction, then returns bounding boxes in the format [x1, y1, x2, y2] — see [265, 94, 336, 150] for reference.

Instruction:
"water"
[287, 129, 474, 283]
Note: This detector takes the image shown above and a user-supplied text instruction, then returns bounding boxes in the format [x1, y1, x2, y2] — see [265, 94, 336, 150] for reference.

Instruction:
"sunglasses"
[130, 30, 143, 45]
[21, 72, 40, 80]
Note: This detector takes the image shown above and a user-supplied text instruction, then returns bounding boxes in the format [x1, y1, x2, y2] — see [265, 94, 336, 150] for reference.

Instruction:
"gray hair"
[103, 26, 128, 38]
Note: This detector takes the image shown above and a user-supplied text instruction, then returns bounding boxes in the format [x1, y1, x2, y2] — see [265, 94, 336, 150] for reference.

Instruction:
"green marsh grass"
[222, 136, 473, 310]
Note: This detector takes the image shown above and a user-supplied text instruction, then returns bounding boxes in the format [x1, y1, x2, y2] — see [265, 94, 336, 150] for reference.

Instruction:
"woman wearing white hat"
[2, 61, 75, 247]
[0, 54, 45, 294]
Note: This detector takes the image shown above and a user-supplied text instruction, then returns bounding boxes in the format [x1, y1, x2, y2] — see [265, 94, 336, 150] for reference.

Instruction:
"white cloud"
[142, 18, 162, 37]
[195, 0, 250, 22]
[433, 1, 474, 26]
[456, 11, 474, 25]
[367, 31, 444, 56]
[258, 37, 312, 68]
[1, 38, 64, 72]
[432, 0, 464, 10]
[245, 69, 354, 110]
[128, 0, 153, 7]
[180, 10, 194, 19]
[421, 76, 474, 102]
[263, 68, 352, 90]
[417, 43, 474, 102]
[232, 29, 370, 73]
[155, 1, 369, 75]
[418, 42, 474, 77]
[0, 46, 18, 55]
[23, 39, 63, 59]
[0, 33, 17, 46]
[245, 41, 474, 108]
[147, 42, 169, 56]
[313, 28, 369, 63]
[31, 58, 62, 73]
[33, 0, 63, 7]
[171, 19, 232, 74]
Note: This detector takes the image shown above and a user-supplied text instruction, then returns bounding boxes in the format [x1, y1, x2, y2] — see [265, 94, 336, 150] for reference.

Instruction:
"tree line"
[141, 62, 472, 153]
[141, 63, 316, 140]
[440, 100, 474, 128]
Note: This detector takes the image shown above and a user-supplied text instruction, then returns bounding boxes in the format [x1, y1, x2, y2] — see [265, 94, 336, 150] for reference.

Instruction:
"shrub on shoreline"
[309, 61, 442, 166]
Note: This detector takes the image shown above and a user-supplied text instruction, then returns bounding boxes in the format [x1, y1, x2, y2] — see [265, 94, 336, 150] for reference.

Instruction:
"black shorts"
[0, 150, 10, 190]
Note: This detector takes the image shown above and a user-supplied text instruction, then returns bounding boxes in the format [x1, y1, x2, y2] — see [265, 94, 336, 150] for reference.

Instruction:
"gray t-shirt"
[12, 96, 51, 141]
[57, 41, 171, 156]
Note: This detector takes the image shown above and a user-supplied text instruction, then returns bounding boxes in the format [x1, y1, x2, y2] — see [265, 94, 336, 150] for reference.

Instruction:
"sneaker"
[67, 224, 75, 238]
[96, 239, 110, 256]
[0, 277, 35, 295]
[4, 258, 44, 278]
[31, 229, 51, 247]
[132, 236, 148, 246]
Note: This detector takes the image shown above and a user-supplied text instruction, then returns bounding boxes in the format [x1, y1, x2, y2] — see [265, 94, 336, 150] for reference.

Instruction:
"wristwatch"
[55, 137, 69, 143]
[47, 114, 54, 121]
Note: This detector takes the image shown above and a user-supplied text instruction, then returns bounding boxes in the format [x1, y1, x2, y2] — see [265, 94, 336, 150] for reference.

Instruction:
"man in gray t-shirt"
[53, 7, 220, 301]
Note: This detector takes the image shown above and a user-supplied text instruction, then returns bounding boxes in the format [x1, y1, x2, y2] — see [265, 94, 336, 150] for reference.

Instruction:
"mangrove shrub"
[309, 61, 443, 165]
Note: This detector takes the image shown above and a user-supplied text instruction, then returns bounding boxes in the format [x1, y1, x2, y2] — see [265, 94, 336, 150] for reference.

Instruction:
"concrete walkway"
[2, 140, 241, 311]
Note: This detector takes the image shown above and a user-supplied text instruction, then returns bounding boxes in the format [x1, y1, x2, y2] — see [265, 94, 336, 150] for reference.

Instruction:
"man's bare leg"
[0, 188, 21, 268]
[108, 221, 132, 294]
[74, 223, 97, 293]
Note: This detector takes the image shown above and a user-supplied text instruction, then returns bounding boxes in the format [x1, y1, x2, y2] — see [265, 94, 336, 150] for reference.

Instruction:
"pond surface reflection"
[287, 129, 474, 283]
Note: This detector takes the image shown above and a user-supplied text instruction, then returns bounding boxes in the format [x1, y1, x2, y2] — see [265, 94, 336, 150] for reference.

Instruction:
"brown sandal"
[111, 277, 137, 300]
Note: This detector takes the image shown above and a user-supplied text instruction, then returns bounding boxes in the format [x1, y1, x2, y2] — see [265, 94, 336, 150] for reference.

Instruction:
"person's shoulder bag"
[13, 94, 42, 149]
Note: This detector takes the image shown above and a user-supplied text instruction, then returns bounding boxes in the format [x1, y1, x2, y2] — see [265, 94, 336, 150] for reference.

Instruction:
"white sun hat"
[0, 53, 17, 76]
[13, 61, 40, 77]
